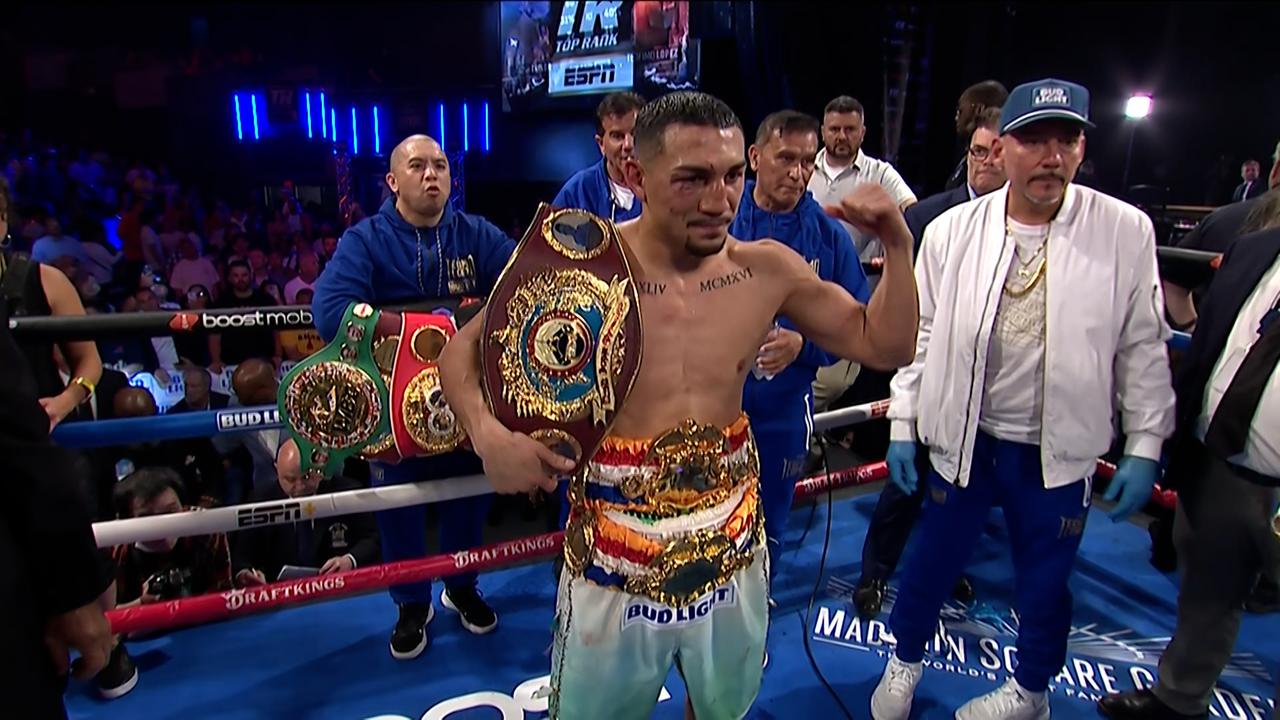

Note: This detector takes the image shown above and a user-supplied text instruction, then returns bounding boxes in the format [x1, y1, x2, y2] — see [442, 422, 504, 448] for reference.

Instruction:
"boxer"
[441, 91, 920, 720]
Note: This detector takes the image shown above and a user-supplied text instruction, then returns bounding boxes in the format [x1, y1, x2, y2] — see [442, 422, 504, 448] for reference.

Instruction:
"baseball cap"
[999, 78, 1095, 135]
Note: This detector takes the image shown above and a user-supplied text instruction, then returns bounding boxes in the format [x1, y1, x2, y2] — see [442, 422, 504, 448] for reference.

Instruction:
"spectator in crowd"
[316, 234, 339, 266]
[261, 280, 284, 306]
[807, 95, 917, 264]
[104, 467, 233, 699]
[224, 359, 283, 493]
[284, 250, 320, 304]
[276, 287, 323, 363]
[128, 280, 181, 370]
[1233, 159, 1266, 202]
[266, 248, 292, 288]
[108, 387, 224, 506]
[76, 219, 121, 286]
[208, 260, 276, 372]
[247, 246, 270, 288]
[169, 366, 230, 413]
[944, 80, 1009, 191]
[168, 236, 219, 298]
[233, 439, 380, 587]
[172, 284, 214, 367]
[31, 216, 88, 266]
[1164, 143, 1280, 330]
[226, 232, 252, 266]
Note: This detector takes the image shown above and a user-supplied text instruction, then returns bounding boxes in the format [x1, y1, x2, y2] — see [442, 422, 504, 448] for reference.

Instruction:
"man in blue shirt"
[730, 110, 871, 576]
[312, 134, 515, 660]
[552, 92, 646, 222]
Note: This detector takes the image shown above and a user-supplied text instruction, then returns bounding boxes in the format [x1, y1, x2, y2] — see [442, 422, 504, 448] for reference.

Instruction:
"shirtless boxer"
[439, 91, 919, 719]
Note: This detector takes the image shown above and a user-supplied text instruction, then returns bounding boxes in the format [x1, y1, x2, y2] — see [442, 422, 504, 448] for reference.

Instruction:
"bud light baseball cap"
[999, 78, 1095, 134]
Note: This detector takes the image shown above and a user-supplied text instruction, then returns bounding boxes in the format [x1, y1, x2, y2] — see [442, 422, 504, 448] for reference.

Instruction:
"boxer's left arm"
[775, 185, 919, 369]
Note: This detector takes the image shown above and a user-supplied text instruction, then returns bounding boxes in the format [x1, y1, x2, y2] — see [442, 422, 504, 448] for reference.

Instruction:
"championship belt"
[482, 204, 643, 472]
[360, 311, 466, 463]
[279, 302, 389, 480]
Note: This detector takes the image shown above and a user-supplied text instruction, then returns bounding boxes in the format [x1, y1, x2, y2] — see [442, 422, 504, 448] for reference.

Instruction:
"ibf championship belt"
[360, 310, 466, 464]
[279, 303, 468, 479]
[482, 204, 643, 473]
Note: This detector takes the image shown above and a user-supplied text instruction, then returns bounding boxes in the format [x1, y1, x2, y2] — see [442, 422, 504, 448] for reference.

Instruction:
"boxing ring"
[21, 249, 1277, 719]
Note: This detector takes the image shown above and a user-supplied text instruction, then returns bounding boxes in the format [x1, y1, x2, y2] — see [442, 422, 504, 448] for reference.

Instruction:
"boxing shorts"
[550, 416, 769, 720]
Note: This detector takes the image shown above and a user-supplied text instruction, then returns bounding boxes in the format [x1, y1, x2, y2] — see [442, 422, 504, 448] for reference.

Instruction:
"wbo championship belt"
[279, 303, 468, 479]
[482, 203, 643, 473]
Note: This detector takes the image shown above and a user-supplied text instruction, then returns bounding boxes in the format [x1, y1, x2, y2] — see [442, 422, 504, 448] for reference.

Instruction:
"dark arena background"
[2, 2, 1278, 720]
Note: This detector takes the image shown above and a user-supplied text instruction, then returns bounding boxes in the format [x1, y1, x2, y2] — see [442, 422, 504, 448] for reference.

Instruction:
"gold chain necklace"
[1003, 219, 1050, 298]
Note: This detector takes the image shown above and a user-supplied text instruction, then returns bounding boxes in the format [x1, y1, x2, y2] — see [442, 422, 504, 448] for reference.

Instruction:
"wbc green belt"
[278, 302, 389, 480]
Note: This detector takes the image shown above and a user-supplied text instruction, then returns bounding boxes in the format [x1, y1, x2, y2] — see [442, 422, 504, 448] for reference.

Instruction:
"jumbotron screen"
[501, 1, 701, 111]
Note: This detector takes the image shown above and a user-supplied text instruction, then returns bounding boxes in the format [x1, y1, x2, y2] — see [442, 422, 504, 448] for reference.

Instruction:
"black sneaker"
[96, 642, 138, 699]
[442, 585, 499, 635]
[854, 578, 887, 619]
[389, 602, 435, 660]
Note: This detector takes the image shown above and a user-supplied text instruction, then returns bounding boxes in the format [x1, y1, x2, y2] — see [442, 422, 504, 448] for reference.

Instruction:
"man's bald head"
[232, 359, 278, 406]
[275, 437, 320, 497]
[390, 134, 438, 168]
[386, 134, 450, 225]
[114, 387, 158, 418]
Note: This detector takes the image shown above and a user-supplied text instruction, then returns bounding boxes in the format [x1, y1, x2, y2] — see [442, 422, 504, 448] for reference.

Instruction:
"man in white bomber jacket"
[870, 79, 1176, 720]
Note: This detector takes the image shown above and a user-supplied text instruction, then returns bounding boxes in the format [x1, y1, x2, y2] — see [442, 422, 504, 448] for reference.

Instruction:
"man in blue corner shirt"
[552, 92, 646, 222]
[731, 110, 871, 577]
[312, 134, 515, 661]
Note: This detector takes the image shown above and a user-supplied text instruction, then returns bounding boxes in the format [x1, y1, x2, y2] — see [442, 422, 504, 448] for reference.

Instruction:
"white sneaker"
[871, 654, 924, 720]
[956, 679, 1049, 720]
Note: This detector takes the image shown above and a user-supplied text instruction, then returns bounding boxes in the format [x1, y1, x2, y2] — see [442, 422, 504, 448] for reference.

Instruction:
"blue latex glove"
[886, 441, 919, 495]
[1102, 456, 1160, 522]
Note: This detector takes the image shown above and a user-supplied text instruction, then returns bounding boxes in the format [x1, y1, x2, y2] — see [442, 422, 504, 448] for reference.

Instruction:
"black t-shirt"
[1164, 197, 1259, 290]
[113, 530, 232, 604]
[213, 290, 276, 364]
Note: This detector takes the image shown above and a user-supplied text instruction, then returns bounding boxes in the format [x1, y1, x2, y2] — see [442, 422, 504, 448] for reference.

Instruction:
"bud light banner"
[501, 1, 699, 111]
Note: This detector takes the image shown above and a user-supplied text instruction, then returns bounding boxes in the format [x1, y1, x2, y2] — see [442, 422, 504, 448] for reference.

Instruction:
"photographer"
[102, 468, 232, 698]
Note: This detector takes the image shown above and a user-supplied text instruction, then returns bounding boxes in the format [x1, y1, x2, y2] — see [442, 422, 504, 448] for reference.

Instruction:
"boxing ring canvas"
[65, 491, 1278, 720]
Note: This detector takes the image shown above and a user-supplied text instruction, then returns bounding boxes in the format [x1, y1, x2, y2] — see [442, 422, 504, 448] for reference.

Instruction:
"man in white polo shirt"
[807, 95, 917, 264]
[871, 78, 1175, 720]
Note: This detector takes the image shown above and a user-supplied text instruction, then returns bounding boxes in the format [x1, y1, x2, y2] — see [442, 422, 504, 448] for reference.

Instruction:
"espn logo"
[565, 61, 617, 88]
[549, 54, 633, 96]
[236, 501, 301, 528]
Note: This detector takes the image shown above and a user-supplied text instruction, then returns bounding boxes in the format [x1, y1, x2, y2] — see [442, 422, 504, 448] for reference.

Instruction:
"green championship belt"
[482, 203, 644, 475]
[278, 302, 389, 479]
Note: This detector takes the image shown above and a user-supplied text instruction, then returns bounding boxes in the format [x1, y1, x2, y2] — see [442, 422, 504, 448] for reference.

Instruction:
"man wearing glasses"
[850, 105, 1009, 620]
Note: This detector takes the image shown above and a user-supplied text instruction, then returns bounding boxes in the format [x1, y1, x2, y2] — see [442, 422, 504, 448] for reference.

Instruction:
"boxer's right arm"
[438, 316, 572, 494]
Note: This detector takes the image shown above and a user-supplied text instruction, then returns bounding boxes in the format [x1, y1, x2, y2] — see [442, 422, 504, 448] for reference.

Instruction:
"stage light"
[233, 94, 244, 142]
[463, 103, 470, 152]
[351, 106, 359, 155]
[373, 106, 381, 155]
[331, 108, 338, 142]
[320, 92, 328, 139]
[250, 94, 260, 141]
[483, 101, 490, 153]
[438, 103, 446, 150]
[1125, 94, 1152, 120]
[305, 91, 313, 139]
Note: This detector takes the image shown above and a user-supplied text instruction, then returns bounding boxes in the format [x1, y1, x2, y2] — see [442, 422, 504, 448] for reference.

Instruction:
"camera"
[145, 567, 193, 600]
